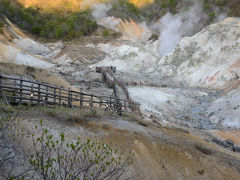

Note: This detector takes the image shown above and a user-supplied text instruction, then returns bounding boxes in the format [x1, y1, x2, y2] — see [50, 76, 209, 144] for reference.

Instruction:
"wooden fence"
[0, 74, 140, 114]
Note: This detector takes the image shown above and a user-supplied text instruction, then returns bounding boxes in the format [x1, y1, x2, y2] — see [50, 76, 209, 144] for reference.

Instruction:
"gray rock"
[212, 138, 234, 148]
[232, 146, 240, 153]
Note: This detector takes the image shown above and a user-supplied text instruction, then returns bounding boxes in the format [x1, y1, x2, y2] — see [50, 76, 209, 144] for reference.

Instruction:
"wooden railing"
[0, 74, 140, 114]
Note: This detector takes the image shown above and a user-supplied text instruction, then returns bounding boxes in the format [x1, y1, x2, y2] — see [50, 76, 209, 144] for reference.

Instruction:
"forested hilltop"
[0, 0, 239, 40]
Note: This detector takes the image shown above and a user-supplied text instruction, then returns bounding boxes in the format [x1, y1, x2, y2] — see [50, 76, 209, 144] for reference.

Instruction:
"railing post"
[31, 84, 33, 104]
[14, 80, 17, 103]
[46, 86, 48, 105]
[59, 89, 62, 106]
[68, 88, 71, 108]
[38, 84, 41, 104]
[19, 78, 23, 104]
[53, 86, 56, 104]
[99, 97, 102, 108]
[0, 73, 2, 93]
[70, 91, 73, 108]
[80, 93, 83, 107]
[90, 95, 93, 108]
[109, 97, 112, 109]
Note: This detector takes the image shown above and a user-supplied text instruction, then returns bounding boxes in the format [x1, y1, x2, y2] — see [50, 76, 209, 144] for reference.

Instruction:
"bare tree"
[0, 105, 29, 179]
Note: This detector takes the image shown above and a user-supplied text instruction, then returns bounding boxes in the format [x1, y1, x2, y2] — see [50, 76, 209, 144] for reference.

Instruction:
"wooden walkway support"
[101, 68, 141, 115]
[0, 73, 141, 115]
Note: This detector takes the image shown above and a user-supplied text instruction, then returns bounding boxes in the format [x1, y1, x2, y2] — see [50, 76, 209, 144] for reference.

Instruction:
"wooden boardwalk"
[0, 73, 140, 115]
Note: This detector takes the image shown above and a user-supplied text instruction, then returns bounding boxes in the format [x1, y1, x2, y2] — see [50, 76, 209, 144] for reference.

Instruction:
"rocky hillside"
[1, 1, 240, 179]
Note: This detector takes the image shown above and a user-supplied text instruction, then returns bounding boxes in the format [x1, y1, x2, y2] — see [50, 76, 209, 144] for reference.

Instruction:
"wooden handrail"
[0, 73, 141, 115]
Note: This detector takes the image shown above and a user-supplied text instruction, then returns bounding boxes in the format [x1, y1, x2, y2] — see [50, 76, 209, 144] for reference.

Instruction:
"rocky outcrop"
[0, 41, 53, 69]
[158, 17, 240, 89]
[207, 87, 240, 129]
[0, 19, 54, 69]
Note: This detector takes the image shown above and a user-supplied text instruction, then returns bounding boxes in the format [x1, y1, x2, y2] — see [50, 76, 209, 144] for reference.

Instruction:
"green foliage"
[203, 3, 210, 11]
[0, 0, 98, 39]
[102, 29, 110, 37]
[55, 26, 64, 37]
[160, 0, 177, 9]
[27, 120, 134, 179]
[117, 0, 139, 16]
[0, 106, 134, 179]
[0, 21, 3, 34]
[125, 1, 139, 16]
[168, 0, 176, 7]
[209, 12, 216, 19]
[214, 0, 227, 6]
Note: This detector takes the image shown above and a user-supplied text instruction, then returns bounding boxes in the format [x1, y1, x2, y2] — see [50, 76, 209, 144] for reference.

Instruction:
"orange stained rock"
[228, 59, 240, 71]
[118, 19, 151, 40]
[213, 130, 240, 146]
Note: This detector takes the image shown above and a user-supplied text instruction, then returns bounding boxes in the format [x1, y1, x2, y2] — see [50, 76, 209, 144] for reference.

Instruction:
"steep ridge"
[158, 17, 240, 90]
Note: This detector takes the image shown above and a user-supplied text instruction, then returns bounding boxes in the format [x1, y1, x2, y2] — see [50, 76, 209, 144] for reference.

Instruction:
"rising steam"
[91, 3, 120, 31]
[91, 3, 112, 20]
[156, 2, 209, 56]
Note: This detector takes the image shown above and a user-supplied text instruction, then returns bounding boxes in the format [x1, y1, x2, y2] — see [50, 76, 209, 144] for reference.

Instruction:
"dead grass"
[40, 107, 118, 123]
[0, 62, 77, 91]
[15, 104, 144, 125]
[195, 144, 214, 155]
[122, 112, 147, 127]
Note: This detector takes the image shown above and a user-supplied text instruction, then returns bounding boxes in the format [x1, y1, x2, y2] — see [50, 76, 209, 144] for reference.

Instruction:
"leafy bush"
[214, 0, 227, 6]
[117, 0, 140, 16]
[55, 26, 64, 37]
[209, 12, 216, 19]
[0, 21, 3, 34]
[28, 120, 134, 179]
[102, 30, 110, 37]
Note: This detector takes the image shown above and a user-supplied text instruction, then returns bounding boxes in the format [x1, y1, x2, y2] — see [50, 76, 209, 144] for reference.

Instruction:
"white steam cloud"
[156, 3, 208, 56]
[91, 3, 120, 31]
[92, 3, 112, 20]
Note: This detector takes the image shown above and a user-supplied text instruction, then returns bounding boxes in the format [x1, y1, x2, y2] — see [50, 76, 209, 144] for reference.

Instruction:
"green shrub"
[203, 3, 210, 11]
[214, 0, 227, 6]
[76, 30, 84, 37]
[55, 25, 64, 37]
[31, 25, 43, 35]
[126, 1, 139, 16]
[27, 121, 135, 179]
[102, 29, 110, 37]
[168, 0, 176, 7]
[209, 12, 216, 19]
[0, 22, 3, 34]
